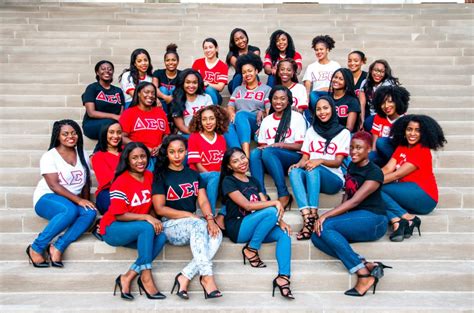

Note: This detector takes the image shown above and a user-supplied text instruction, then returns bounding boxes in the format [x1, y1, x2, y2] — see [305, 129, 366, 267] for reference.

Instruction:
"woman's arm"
[116, 212, 163, 234]
[268, 142, 302, 152]
[84, 102, 120, 120]
[264, 63, 273, 75]
[152, 194, 196, 219]
[194, 162, 208, 173]
[346, 112, 358, 132]
[121, 132, 132, 145]
[197, 189, 220, 237]
[43, 173, 95, 209]
[372, 134, 379, 151]
[227, 106, 236, 122]
[304, 80, 312, 98]
[382, 158, 397, 176]
[359, 91, 367, 129]
[305, 155, 345, 171]
[228, 190, 283, 213]
[173, 117, 190, 134]
[384, 162, 417, 184]
[289, 154, 309, 171]
[229, 56, 238, 69]
[152, 77, 173, 104]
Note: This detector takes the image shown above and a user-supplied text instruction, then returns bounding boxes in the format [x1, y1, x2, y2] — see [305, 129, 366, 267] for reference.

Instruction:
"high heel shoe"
[25, 245, 49, 268]
[368, 261, 393, 279]
[47, 244, 64, 268]
[199, 276, 222, 299]
[113, 275, 134, 301]
[242, 244, 266, 268]
[170, 273, 189, 300]
[137, 276, 166, 300]
[272, 275, 295, 300]
[283, 195, 293, 211]
[405, 216, 422, 238]
[389, 219, 409, 242]
[344, 274, 378, 297]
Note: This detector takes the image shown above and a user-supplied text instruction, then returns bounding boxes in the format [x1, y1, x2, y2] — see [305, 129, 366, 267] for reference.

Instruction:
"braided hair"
[268, 85, 294, 144]
[49, 119, 90, 187]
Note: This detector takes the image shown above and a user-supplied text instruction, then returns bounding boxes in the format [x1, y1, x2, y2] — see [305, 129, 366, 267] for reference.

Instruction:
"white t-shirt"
[258, 110, 307, 145]
[301, 128, 350, 181]
[289, 83, 309, 110]
[183, 94, 213, 126]
[33, 148, 89, 206]
[120, 71, 152, 104]
[302, 60, 341, 91]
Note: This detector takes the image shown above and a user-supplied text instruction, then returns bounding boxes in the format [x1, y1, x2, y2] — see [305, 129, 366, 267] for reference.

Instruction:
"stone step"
[1, 233, 473, 262]
[0, 260, 472, 293]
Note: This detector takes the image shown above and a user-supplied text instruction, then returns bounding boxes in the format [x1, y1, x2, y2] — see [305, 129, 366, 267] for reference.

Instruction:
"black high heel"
[137, 275, 166, 300]
[199, 276, 222, 299]
[296, 213, 315, 241]
[47, 244, 64, 268]
[344, 274, 378, 297]
[405, 216, 422, 238]
[283, 195, 293, 211]
[366, 261, 392, 279]
[171, 273, 189, 300]
[242, 244, 266, 268]
[113, 275, 134, 301]
[26, 245, 49, 268]
[389, 219, 409, 242]
[272, 275, 295, 300]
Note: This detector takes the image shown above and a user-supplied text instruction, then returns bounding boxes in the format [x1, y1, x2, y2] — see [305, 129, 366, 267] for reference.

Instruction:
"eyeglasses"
[372, 69, 385, 74]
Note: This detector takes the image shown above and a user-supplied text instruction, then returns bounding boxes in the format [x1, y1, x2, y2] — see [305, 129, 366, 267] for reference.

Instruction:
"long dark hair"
[265, 30, 296, 65]
[114, 142, 150, 181]
[97, 121, 123, 153]
[129, 81, 157, 108]
[49, 119, 90, 187]
[226, 28, 249, 66]
[275, 58, 299, 85]
[390, 114, 446, 150]
[329, 68, 357, 98]
[94, 60, 114, 83]
[268, 85, 293, 143]
[119, 48, 153, 86]
[171, 68, 205, 117]
[365, 59, 399, 92]
[203, 37, 219, 58]
[218, 147, 246, 197]
[153, 134, 188, 180]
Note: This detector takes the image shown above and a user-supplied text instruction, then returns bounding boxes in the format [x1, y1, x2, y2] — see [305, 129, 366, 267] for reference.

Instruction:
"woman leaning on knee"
[27, 119, 96, 268]
[151, 135, 223, 300]
[100, 142, 167, 301]
[381, 114, 446, 242]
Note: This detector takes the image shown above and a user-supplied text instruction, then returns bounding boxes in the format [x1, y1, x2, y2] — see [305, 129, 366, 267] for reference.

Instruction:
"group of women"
[26, 28, 447, 300]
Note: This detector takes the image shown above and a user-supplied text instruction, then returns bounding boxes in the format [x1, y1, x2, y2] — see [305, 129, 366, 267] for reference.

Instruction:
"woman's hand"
[305, 159, 323, 171]
[207, 219, 221, 238]
[150, 147, 159, 157]
[288, 163, 300, 173]
[145, 215, 163, 234]
[314, 215, 326, 236]
[256, 111, 264, 125]
[273, 200, 284, 221]
[77, 199, 96, 210]
[279, 220, 291, 235]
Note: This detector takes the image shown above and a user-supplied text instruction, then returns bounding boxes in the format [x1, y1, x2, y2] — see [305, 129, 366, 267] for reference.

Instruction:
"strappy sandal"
[296, 213, 316, 241]
[241, 244, 266, 268]
[272, 275, 295, 299]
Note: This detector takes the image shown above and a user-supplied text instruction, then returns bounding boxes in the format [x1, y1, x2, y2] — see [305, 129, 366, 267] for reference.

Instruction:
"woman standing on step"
[219, 147, 294, 299]
[329, 68, 361, 132]
[27, 119, 96, 268]
[250, 85, 307, 210]
[152, 135, 222, 300]
[289, 96, 350, 241]
[100, 142, 167, 301]
[275, 58, 308, 112]
[82, 60, 125, 140]
[382, 114, 446, 242]
[312, 131, 389, 297]
[120, 48, 153, 109]
[192, 38, 228, 105]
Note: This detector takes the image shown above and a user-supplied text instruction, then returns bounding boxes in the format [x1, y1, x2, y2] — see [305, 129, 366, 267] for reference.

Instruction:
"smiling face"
[314, 42, 329, 61]
[134, 53, 149, 76]
[167, 140, 186, 169]
[233, 31, 248, 50]
[96, 62, 113, 83]
[164, 53, 178, 72]
[347, 53, 364, 73]
[405, 121, 421, 146]
[203, 41, 218, 59]
[331, 71, 346, 91]
[228, 150, 249, 174]
[276, 34, 288, 53]
[277, 61, 294, 84]
[184, 73, 199, 95]
[201, 109, 217, 134]
[316, 99, 332, 123]
[58, 124, 78, 148]
[381, 95, 397, 118]
[350, 138, 370, 164]
[371, 62, 386, 84]
[241, 63, 258, 85]
[128, 147, 148, 174]
[106, 123, 122, 150]
[271, 90, 289, 114]
[138, 85, 156, 107]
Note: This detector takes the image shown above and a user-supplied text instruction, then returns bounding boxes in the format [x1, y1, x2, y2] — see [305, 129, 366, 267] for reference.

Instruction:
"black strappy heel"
[296, 212, 316, 241]
[272, 275, 295, 300]
[199, 276, 222, 299]
[344, 274, 378, 297]
[242, 244, 266, 268]
[171, 273, 189, 300]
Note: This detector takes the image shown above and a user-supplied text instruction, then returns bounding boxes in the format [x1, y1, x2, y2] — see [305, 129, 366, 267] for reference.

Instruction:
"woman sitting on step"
[219, 147, 294, 299]
[100, 142, 167, 301]
[312, 131, 390, 297]
[152, 43, 181, 114]
[275, 58, 309, 113]
[27, 119, 96, 268]
[382, 114, 446, 242]
[82, 60, 125, 140]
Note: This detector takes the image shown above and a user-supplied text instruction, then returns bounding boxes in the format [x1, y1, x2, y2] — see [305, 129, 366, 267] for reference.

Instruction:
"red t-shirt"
[90, 151, 120, 196]
[371, 114, 403, 138]
[187, 132, 226, 172]
[119, 106, 170, 149]
[192, 58, 229, 85]
[392, 144, 438, 202]
[263, 51, 303, 69]
[100, 170, 153, 235]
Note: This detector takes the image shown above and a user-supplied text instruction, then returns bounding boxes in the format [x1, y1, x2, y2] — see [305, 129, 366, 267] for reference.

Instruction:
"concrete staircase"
[0, 2, 473, 312]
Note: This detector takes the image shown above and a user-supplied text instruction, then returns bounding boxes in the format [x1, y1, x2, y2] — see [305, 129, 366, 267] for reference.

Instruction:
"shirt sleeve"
[222, 176, 239, 196]
[371, 115, 383, 136]
[257, 118, 269, 144]
[292, 113, 307, 144]
[151, 178, 166, 196]
[118, 88, 125, 107]
[406, 145, 427, 169]
[82, 84, 96, 104]
[204, 94, 213, 106]
[108, 179, 130, 215]
[91, 153, 115, 188]
[187, 134, 201, 165]
[263, 53, 272, 67]
[293, 52, 303, 68]
[39, 151, 58, 175]
[263, 86, 271, 110]
[197, 172, 207, 189]
[296, 86, 309, 110]
[367, 165, 384, 184]
[302, 64, 312, 82]
[301, 131, 311, 156]
[216, 62, 229, 84]
[335, 130, 351, 156]
[228, 88, 239, 108]
[119, 110, 132, 134]
[348, 97, 361, 113]
[120, 72, 135, 94]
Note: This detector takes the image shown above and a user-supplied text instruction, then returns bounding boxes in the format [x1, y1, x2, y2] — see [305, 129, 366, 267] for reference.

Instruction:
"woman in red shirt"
[100, 142, 167, 301]
[381, 115, 446, 242]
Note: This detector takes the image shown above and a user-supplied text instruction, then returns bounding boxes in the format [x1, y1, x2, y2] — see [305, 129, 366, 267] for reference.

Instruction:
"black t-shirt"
[354, 71, 367, 93]
[82, 82, 124, 123]
[345, 161, 385, 215]
[152, 167, 205, 214]
[222, 175, 262, 242]
[333, 94, 361, 132]
[152, 69, 181, 92]
[228, 45, 261, 73]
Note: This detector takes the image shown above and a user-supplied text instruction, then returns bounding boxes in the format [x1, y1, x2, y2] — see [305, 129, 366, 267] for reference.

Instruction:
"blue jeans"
[103, 221, 167, 273]
[205, 86, 222, 105]
[369, 137, 395, 167]
[228, 73, 243, 94]
[382, 182, 437, 221]
[311, 210, 387, 273]
[200, 171, 220, 215]
[237, 207, 291, 276]
[95, 189, 110, 215]
[124, 100, 132, 110]
[266, 75, 276, 88]
[32, 193, 97, 254]
[158, 86, 175, 114]
[250, 147, 300, 197]
[230, 110, 258, 145]
[363, 114, 375, 132]
[82, 118, 116, 140]
[289, 166, 343, 210]
[223, 124, 241, 149]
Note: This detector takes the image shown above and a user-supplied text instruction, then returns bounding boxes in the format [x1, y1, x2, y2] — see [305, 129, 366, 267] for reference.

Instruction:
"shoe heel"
[272, 281, 276, 297]
[114, 282, 117, 296]
[171, 280, 177, 294]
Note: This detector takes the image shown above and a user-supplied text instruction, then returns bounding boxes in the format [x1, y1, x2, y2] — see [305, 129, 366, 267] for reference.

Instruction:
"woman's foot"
[296, 209, 317, 240]
[352, 274, 376, 295]
[48, 244, 63, 264]
[200, 275, 221, 297]
[215, 215, 225, 231]
[28, 246, 47, 264]
[242, 245, 266, 268]
[140, 270, 159, 295]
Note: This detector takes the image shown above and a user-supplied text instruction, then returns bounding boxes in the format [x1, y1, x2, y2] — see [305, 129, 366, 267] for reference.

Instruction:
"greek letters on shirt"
[265, 127, 292, 140]
[133, 117, 167, 131]
[311, 71, 332, 83]
[96, 91, 122, 105]
[58, 170, 84, 186]
[309, 140, 338, 155]
[130, 190, 151, 206]
[200, 150, 224, 165]
[235, 90, 266, 102]
[166, 182, 199, 201]
[336, 105, 349, 117]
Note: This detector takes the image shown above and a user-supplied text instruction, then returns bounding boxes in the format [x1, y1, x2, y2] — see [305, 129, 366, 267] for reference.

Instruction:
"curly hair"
[373, 85, 410, 118]
[153, 134, 188, 180]
[265, 29, 296, 66]
[275, 58, 299, 84]
[236, 53, 263, 73]
[164, 43, 179, 61]
[311, 35, 335, 50]
[390, 114, 446, 150]
[188, 105, 230, 134]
